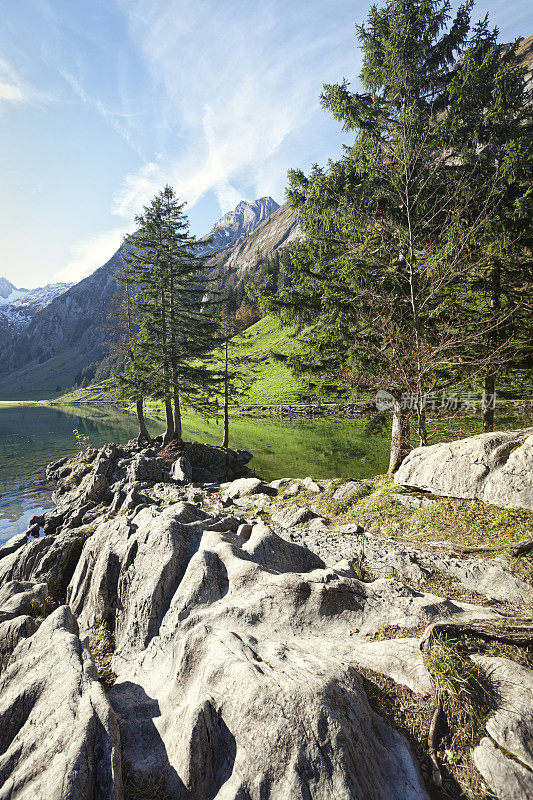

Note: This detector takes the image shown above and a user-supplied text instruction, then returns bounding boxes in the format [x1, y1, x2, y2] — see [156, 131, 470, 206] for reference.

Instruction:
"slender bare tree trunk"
[389, 398, 412, 472]
[222, 338, 229, 448]
[416, 404, 428, 447]
[483, 373, 495, 432]
[172, 379, 182, 442]
[136, 398, 152, 446]
[483, 259, 501, 433]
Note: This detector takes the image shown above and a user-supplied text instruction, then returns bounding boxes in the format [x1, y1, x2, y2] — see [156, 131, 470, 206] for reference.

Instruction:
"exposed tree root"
[419, 619, 533, 650]
[428, 690, 443, 787]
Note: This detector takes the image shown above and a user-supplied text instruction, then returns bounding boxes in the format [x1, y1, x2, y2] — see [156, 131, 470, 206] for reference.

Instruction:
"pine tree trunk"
[389, 399, 412, 472]
[136, 398, 152, 446]
[222, 339, 229, 449]
[483, 373, 495, 432]
[173, 387, 182, 442]
[163, 397, 174, 444]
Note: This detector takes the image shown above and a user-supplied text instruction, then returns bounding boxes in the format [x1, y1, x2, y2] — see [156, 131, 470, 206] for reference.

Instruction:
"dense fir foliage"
[259, 0, 532, 469]
[116, 186, 222, 443]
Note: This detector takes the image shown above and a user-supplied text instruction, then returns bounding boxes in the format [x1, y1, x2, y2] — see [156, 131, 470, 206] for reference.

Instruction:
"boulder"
[180, 442, 253, 483]
[268, 478, 292, 489]
[303, 476, 321, 493]
[333, 481, 363, 500]
[286, 482, 300, 496]
[394, 428, 533, 510]
[306, 515, 330, 532]
[126, 453, 163, 484]
[271, 505, 318, 528]
[0, 606, 122, 799]
[222, 476, 264, 500]
[171, 454, 193, 483]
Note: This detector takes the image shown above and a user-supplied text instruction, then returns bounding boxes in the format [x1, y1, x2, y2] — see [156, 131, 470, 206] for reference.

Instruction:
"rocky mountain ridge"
[0, 281, 74, 330]
[199, 196, 280, 255]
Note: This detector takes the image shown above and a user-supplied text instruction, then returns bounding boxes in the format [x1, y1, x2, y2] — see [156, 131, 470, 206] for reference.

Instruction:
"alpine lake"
[0, 403, 391, 545]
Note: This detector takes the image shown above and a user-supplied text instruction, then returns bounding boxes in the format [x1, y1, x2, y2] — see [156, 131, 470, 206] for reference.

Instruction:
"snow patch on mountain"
[0, 282, 73, 329]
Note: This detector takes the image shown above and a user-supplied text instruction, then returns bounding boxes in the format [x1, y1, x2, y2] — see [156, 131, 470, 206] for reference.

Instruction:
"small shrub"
[89, 619, 116, 689]
[73, 428, 91, 453]
[30, 593, 61, 619]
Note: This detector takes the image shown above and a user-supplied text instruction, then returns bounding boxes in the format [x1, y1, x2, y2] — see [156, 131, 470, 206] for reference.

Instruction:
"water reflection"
[0, 404, 390, 545]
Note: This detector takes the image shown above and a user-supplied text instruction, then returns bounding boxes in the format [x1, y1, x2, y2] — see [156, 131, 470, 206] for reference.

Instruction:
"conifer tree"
[261, 0, 532, 469]
[121, 186, 222, 443]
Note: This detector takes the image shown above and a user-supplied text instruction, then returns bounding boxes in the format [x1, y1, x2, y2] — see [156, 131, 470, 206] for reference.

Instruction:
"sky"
[0, 0, 531, 289]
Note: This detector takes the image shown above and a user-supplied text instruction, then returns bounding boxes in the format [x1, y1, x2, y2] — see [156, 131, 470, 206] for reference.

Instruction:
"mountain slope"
[0, 250, 122, 397]
[57, 314, 305, 406]
[208, 202, 299, 287]
[0, 198, 298, 399]
[0, 277, 22, 300]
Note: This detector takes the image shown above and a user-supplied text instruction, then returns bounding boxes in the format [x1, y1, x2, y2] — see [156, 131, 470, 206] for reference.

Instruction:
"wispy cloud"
[58, 65, 144, 156]
[112, 0, 359, 218]
[56, 227, 128, 283]
[0, 56, 45, 106]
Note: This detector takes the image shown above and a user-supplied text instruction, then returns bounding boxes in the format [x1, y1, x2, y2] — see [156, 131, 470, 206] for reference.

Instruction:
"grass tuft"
[89, 619, 116, 689]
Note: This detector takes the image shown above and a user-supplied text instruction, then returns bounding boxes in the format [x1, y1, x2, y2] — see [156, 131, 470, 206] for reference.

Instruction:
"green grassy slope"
[55, 316, 307, 406]
[227, 316, 304, 404]
[0, 347, 95, 401]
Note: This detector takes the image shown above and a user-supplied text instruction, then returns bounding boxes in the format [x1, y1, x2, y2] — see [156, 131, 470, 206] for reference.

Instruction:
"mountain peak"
[0, 277, 18, 300]
[202, 196, 280, 255]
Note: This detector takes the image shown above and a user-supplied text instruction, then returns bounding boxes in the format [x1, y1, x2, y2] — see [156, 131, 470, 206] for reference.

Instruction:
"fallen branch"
[403, 537, 533, 558]
[508, 538, 533, 557]
[419, 620, 533, 651]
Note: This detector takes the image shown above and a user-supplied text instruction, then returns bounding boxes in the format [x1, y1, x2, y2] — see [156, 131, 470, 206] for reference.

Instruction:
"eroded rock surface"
[284, 524, 532, 607]
[1, 438, 531, 799]
[394, 428, 533, 510]
[67, 505, 504, 799]
[0, 605, 122, 799]
[474, 656, 533, 773]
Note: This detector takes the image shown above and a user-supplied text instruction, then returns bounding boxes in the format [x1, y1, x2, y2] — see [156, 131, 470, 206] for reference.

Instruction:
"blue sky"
[0, 0, 531, 288]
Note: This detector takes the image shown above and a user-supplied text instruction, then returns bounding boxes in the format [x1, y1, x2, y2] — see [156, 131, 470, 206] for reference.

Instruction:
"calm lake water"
[0, 404, 390, 545]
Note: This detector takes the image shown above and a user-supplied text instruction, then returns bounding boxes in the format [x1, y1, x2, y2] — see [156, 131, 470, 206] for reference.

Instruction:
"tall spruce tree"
[260, 0, 532, 469]
[121, 186, 221, 443]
